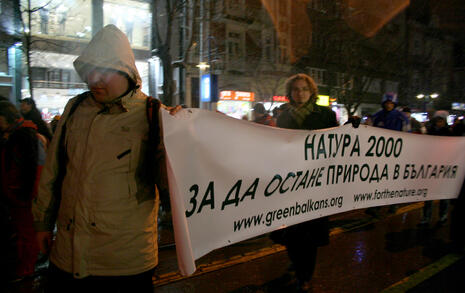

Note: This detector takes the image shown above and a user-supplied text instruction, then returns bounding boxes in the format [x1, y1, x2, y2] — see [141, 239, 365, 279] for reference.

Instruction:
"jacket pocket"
[117, 149, 132, 159]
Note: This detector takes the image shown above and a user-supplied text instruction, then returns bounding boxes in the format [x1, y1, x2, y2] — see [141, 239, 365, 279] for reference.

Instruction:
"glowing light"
[196, 62, 210, 70]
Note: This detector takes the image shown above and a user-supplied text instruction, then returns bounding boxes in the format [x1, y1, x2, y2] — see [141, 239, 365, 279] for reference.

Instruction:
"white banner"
[161, 109, 465, 276]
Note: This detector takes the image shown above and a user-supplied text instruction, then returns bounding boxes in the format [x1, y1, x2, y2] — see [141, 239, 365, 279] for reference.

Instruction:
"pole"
[199, 0, 204, 109]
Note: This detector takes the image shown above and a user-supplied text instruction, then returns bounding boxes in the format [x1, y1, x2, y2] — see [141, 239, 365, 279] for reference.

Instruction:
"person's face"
[291, 79, 312, 107]
[87, 68, 130, 104]
[20, 102, 32, 114]
[435, 118, 446, 128]
[0, 116, 9, 132]
[384, 101, 395, 111]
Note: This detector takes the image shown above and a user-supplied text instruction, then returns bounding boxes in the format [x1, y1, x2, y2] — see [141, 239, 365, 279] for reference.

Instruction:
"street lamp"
[196, 62, 210, 71]
[416, 93, 439, 112]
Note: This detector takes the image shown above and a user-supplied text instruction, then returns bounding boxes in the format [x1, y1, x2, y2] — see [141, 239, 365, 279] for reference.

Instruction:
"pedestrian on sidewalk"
[0, 101, 45, 282]
[32, 25, 181, 293]
[270, 73, 338, 291]
[419, 110, 452, 227]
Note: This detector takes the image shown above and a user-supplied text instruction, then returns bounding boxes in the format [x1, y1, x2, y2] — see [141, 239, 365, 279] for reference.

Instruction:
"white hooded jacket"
[33, 25, 160, 278]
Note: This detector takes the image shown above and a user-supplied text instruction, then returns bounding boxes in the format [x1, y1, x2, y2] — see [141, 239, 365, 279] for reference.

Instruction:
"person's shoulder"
[393, 109, 409, 120]
[63, 91, 92, 110]
[316, 104, 337, 115]
[278, 103, 291, 111]
[9, 124, 38, 145]
[67, 91, 91, 105]
[373, 109, 383, 116]
[124, 90, 150, 109]
[314, 104, 330, 111]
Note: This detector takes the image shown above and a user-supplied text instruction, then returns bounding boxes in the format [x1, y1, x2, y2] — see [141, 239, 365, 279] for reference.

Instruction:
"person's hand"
[37, 231, 53, 254]
[161, 104, 183, 115]
[347, 116, 361, 128]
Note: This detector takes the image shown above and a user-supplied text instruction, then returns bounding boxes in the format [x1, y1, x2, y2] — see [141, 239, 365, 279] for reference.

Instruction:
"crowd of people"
[249, 79, 465, 291]
[1, 24, 464, 293]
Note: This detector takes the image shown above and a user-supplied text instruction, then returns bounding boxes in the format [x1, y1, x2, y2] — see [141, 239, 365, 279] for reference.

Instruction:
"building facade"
[0, 0, 22, 102]
[10, 0, 464, 123]
[19, 0, 153, 120]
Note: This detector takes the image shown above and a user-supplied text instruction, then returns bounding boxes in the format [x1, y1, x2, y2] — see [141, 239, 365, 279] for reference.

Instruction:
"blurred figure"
[426, 110, 451, 136]
[49, 115, 61, 134]
[363, 114, 373, 126]
[452, 117, 465, 136]
[270, 73, 337, 291]
[345, 116, 361, 128]
[367, 93, 409, 217]
[0, 101, 44, 282]
[272, 106, 283, 125]
[252, 103, 275, 126]
[372, 92, 409, 131]
[419, 110, 452, 227]
[20, 98, 53, 142]
[402, 107, 425, 134]
[450, 179, 465, 251]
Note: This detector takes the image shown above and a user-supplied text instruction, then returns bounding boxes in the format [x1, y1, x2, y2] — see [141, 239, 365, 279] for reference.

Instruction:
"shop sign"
[201, 74, 218, 102]
[316, 95, 330, 106]
[272, 96, 289, 102]
[271, 95, 331, 105]
[220, 91, 255, 102]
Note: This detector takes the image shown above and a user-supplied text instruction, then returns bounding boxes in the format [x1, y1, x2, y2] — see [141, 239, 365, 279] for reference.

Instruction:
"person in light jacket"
[32, 25, 180, 293]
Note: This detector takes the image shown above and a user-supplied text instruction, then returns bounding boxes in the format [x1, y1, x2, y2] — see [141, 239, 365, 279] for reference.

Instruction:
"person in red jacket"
[0, 100, 44, 281]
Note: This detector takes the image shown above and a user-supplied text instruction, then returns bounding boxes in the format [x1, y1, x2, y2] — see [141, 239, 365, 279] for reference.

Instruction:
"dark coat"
[372, 109, 408, 131]
[271, 103, 338, 247]
[22, 110, 53, 142]
[1, 119, 39, 206]
[427, 120, 452, 136]
[277, 103, 338, 130]
[0, 119, 42, 277]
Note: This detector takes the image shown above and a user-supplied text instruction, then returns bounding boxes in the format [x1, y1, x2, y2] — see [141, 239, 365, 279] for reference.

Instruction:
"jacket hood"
[73, 25, 141, 88]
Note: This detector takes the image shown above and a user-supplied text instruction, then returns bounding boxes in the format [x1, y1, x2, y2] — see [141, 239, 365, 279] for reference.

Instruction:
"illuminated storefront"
[217, 90, 255, 119]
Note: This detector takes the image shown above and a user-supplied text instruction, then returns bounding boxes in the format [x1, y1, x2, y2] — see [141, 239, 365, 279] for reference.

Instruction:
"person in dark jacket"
[402, 107, 424, 134]
[418, 110, 452, 226]
[372, 92, 409, 132]
[366, 93, 409, 217]
[20, 98, 53, 142]
[451, 116, 465, 137]
[270, 73, 338, 291]
[252, 103, 276, 126]
[0, 101, 44, 281]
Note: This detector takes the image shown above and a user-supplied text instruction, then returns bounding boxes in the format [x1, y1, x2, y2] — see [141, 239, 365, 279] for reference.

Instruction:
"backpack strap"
[146, 96, 162, 149]
[53, 93, 88, 203]
[145, 96, 170, 209]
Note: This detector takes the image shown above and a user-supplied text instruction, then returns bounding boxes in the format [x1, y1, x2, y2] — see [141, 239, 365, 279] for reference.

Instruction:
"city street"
[5, 202, 464, 293]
